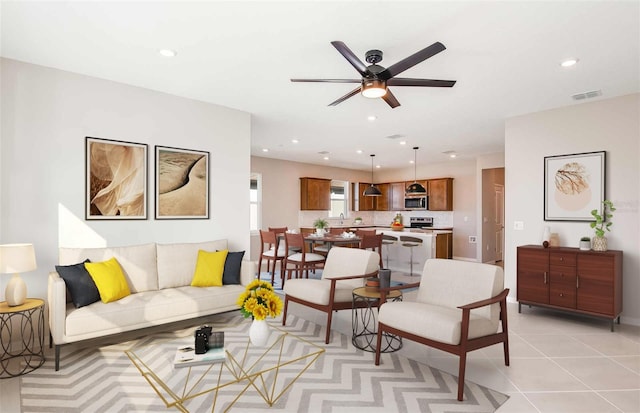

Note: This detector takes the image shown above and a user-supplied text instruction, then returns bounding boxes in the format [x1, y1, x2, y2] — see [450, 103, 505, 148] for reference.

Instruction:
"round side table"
[351, 287, 402, 353]
[0, 298, 45, 378]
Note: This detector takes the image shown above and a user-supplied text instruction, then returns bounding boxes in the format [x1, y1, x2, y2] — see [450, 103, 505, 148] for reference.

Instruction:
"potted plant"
[579, 236, 591, 251]
[590, 200, 615, 251]
[353, 217, 363, 225]
[313, 218, 329, 235]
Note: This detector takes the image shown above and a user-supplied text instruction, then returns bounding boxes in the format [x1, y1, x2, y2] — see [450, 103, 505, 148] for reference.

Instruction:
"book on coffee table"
[173, 345, 226, 368]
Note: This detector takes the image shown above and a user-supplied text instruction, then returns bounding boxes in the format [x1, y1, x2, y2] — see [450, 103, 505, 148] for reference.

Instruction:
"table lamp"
[0, 243, 37, 306]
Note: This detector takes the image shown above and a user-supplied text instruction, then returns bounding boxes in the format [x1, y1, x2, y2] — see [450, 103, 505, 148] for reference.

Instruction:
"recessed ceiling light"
[291, 139, 299, 143]
[560, 58, 578, 67]
[367, 115, 377, 121]
[376, 165, 381, 168]
[262, 148, 269, 152]
[443, 150, 457, 158]
[323, 156, 329, 160]
[356, 149, 363, 154]
[399, 141, 407, 145]
[158, 49, 177, 57]
[409, 160, 414, 164]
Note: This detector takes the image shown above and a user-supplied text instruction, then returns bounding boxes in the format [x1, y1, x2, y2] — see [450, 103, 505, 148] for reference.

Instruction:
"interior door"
[494, 184, 504, 262]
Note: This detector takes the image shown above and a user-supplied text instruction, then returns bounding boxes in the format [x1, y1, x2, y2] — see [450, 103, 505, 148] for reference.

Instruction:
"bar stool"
[381, 234, 397, 269]
[399, 236, 422, 276]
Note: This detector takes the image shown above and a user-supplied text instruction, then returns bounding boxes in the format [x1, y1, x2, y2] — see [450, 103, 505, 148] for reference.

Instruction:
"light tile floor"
[1, 270, 639, 413]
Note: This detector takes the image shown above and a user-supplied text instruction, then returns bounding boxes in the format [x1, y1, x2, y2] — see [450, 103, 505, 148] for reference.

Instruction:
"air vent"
[572, 90, 602, 101]
[317, 151, 330, 155]
[385, 134, 406, 140]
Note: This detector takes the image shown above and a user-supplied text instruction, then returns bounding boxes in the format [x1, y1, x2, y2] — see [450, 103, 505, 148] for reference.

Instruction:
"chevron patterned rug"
[21, 312, 508, 412]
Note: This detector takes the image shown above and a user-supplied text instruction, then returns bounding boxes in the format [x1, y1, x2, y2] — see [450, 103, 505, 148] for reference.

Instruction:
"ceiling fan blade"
[387, 78, 456, 87]
[328, 87, 361, 106]
[291, 78, 361, 83]
[381, 89, 401, 108]
[331, 41, 369, 77]
[379, 42, 446, 80]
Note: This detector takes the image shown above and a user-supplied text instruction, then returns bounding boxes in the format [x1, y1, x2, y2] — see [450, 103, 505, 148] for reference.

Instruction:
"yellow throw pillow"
[191, 250, 228, 287]
[85, 257, 131, 303]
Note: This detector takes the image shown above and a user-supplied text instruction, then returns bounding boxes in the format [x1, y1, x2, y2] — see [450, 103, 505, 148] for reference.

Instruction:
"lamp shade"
[0, 244, 37, 273]
[0, 243, 37, 306]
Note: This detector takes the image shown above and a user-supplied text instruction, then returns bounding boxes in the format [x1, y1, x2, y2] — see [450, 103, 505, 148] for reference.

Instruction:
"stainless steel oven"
[410, 216, 434, 228]
[404, 196, 428, 210]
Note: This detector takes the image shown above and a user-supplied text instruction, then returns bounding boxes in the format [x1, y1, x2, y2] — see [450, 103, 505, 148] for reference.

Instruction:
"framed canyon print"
[544, 151, 605, 221]
[86, 137, 148, 220]
[155, 146, 210, 219]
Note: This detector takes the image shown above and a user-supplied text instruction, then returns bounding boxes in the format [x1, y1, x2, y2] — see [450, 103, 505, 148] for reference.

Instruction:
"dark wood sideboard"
[517, 245, 623, 331]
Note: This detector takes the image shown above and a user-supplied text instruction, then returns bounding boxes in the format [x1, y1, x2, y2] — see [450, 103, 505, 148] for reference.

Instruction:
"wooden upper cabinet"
[376, 183, 390, 211]
[427, 178, 453, 211]
[357, 183, 377, 211]
[300, 177, 331, 210]
[390, 182, 406, 211]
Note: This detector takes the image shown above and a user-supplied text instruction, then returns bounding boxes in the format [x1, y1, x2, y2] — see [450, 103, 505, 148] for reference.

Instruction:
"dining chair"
[269, 226, 301, 252]
[258, 230, 289, 285]
[354, 229, 376, 237]
[359, 233, 383, 267]
[283, 232, 326, 287]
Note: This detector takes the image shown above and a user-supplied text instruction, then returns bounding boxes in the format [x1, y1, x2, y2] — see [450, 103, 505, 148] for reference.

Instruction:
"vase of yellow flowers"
[237, 279, 283, 346]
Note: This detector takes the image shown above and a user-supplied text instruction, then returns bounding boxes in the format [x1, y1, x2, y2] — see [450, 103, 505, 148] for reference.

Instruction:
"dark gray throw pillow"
[222, 251, 245, 285]
[55, 259, 100, 308]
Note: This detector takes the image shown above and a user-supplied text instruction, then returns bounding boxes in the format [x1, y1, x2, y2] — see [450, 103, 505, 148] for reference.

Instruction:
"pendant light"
[363, 154, 382, 196]
[406, 147, 427, 194]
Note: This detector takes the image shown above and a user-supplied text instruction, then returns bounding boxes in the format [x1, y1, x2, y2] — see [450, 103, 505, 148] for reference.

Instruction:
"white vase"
[249, 319, 270, 347]
[316, 228, 325, 236]
[579, 240, 591, 251]
[592, 236, 607, 251]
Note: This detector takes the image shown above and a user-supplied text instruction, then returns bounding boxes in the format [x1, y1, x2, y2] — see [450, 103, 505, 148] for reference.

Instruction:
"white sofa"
[48, 239, 256, 370]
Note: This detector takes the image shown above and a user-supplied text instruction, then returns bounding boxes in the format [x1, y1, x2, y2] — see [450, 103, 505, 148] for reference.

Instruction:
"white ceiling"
[2, 1, 639, 171]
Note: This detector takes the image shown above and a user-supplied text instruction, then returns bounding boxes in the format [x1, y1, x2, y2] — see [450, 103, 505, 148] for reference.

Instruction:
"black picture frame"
[544, 151, 605, 221]
[85, 137, 148, 220]
[155, 145, 210, 220]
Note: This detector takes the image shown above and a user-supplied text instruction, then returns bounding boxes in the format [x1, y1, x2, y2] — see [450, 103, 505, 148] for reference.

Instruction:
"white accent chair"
[283, 247, 379, 344]
[375, 259, 509, 401]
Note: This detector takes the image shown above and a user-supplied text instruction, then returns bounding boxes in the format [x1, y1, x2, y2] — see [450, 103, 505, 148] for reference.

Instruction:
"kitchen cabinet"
[300, 177, 331, 210]
[435, 232, 453, 259]
[427, 178, 453, 211]
[375, 183, 390, 211]
[390, 182, 406, 211]
[517, 245, 623, 330]
[352, 183, 376, 211]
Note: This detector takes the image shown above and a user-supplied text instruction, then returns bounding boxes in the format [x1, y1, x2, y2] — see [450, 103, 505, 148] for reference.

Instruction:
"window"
[328, 180, 348, 218]
[250, 173, 261, 231]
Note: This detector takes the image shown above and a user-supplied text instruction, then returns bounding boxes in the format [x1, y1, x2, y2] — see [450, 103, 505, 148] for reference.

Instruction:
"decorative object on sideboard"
[313, 218, 329, 236]
[353, 217, 363, 225]
[590, 199, 615, 252]
[579, 237, 591, 251]
[85, 136, 148, 220]
[363, 154, 382, 196]
[155, 145, 210, 220]
[0, 243, 37, 306]
[544, 151, 605, 222]
[542, 226, 551, 248]
[548, 233, 560, 247]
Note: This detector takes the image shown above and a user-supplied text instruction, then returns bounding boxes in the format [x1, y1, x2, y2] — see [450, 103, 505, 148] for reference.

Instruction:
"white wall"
[505, 93, 640, 325]
[0, 58, 251, 301]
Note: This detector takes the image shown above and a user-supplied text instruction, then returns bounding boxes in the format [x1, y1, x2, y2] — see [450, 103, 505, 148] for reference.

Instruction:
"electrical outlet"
[514, 221, 524, 230]
[469, 236, 477, 243]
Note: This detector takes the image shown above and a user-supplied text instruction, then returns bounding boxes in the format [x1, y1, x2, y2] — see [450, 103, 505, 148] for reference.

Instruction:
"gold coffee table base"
[126, 323, 324, 412]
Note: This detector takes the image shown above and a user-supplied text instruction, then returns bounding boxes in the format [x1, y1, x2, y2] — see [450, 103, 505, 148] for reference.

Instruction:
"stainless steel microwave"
[404, 196, 428, 210]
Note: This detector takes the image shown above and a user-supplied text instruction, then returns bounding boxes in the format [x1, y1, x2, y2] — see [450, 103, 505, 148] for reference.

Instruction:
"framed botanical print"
[544, 151, 605, 221]
[155, 146, 210, 219]
[86, 137, 148, 220]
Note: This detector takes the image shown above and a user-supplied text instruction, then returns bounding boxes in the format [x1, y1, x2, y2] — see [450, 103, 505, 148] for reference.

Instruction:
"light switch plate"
[514, 221, 524, 230]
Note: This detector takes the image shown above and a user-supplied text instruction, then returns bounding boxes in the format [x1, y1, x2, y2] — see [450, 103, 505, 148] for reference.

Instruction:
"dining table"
[303, 233, 361, 251]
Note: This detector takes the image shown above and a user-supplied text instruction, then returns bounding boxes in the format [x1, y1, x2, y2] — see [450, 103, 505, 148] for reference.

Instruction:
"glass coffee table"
[126, 322, 324, 412]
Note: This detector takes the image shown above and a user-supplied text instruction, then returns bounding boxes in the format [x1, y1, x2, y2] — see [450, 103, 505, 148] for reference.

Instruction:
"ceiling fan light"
[361, 79, 387, 98]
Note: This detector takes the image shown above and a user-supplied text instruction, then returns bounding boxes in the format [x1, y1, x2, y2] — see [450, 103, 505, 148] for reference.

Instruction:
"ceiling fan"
[291, 41, 456, 108]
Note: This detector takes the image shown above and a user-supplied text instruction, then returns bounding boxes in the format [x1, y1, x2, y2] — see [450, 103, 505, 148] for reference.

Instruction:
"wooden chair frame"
[258, 230, 288, 285]
[376, 284, 510, 401]
[283, 269, 379, 344]
[283, 232, 325, 286]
